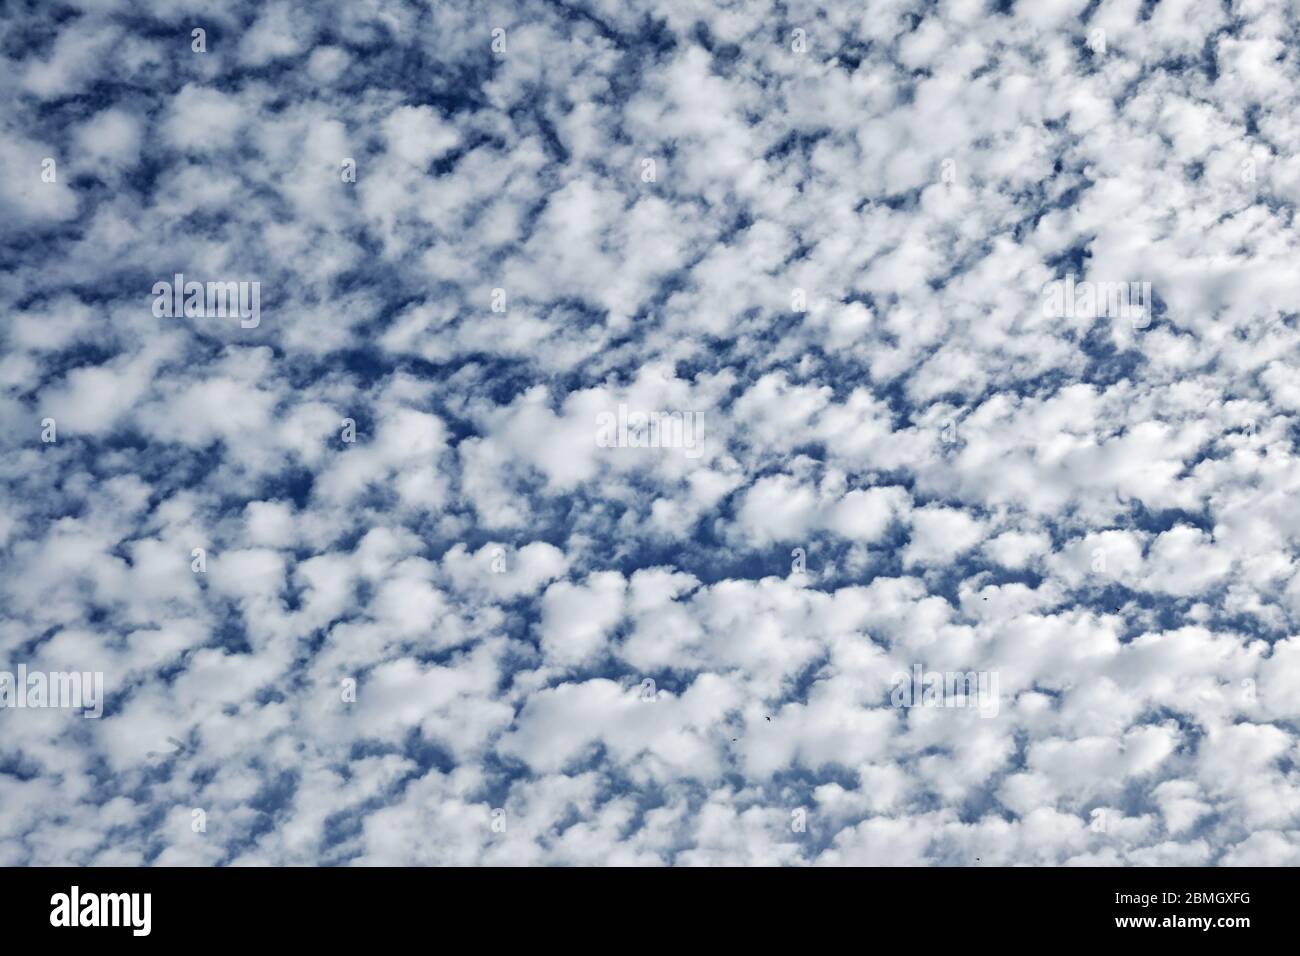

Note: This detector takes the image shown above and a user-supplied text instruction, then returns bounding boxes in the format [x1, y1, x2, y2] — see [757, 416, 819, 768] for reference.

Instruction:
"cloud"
[0, 0, 1295, 868]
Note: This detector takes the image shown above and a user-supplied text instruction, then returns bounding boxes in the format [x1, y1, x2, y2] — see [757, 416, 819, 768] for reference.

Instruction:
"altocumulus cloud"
[2, 0, 1300, 866]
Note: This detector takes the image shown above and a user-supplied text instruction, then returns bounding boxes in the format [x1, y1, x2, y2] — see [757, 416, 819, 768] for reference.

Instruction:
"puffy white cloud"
[903, 506, 986, 568]
[538, 572, 625, 668]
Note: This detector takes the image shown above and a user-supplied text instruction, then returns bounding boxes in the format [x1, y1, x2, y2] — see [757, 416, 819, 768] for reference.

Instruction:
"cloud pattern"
[3, 0, 1300, 865]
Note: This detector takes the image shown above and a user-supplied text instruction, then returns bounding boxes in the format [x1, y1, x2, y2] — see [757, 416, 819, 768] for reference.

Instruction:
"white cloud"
[2, 0, 1296, 868]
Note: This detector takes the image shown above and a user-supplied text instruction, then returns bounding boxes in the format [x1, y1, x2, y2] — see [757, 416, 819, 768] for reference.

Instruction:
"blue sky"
[2, 0, 1299, 865]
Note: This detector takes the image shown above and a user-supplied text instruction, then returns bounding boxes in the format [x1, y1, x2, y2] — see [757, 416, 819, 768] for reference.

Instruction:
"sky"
[2, 0, 1300, 866]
